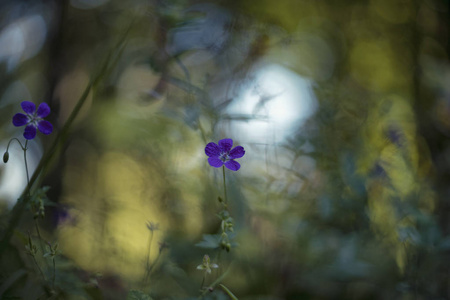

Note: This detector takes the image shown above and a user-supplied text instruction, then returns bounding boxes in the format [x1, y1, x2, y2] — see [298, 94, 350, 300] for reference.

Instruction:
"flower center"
[219, 152, 230, 162]
[27, 113, 42, 127]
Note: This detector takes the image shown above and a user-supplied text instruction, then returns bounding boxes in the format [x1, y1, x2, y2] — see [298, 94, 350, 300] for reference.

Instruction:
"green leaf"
[195, 234, 221, 248]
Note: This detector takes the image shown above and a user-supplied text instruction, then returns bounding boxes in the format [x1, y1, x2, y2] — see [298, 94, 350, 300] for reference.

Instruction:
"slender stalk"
[218, 166, 229, 277]
[23, 140, 30, 188]
[52, 257, 56, 289]
[143, 231, 154, 284]
[6, 138, 25, 153]
[198, 264, 233, 298]
[200, 273, 205, 291]
[146, 231, 153, 271]
[32, 255, 46, 282]
[147, 247, 163, 273]
[222, 166, 228, 207]
[34, 221, 46, 257]
[215, 249, 222, 279]
[23, 140, 47, 269]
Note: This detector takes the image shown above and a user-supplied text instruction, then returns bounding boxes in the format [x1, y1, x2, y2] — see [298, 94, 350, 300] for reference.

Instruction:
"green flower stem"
[218, 167, 229, 274]
[198, 264, 233, 299]
[23, 140, 47, 270]
[147, 247, 163, 273]
[6, 138, 25, 153]
[215, 249, 222, 280]
[23, 140, 30, 189]
[143, 231, 154, 284]
[222, 166, 228, 208]
[143, 242, 165, 287]
[33, 221, 47, 263]
[147, 231, 154, 269]
[32, 254, 46, 282]
[52, 257, 56, 289]
[200, 273, 206, 291]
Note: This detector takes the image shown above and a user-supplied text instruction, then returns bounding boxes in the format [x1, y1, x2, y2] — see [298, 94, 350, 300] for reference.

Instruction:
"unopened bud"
[3, 151, 9, 163]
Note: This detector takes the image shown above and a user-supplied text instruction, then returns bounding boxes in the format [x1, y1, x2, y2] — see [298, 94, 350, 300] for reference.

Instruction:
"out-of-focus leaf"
[397, 227, 421, 245]
[195, 234, 221, 248]
[127, 290, 153, 300]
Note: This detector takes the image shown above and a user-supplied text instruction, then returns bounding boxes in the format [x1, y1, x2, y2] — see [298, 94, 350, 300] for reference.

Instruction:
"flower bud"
[3, 151, 9, 163]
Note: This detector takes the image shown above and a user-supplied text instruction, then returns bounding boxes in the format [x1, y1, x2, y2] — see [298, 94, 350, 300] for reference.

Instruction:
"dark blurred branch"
[0, 25, 131, 258]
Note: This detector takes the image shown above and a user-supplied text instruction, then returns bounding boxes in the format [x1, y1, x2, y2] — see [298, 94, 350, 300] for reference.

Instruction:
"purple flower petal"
[208, 157, 223, 168]
[229, 146, 245, 159]
[37, 120, 53, 135]
[12, 113, 29, 127]
[225, 160, 240, 171]
[23, 125, 37, 140]
[219, 139, 233, 152]
[36, 102, 50, 118]
[21, 101, 36, 114]
[205, 142, 221, 157]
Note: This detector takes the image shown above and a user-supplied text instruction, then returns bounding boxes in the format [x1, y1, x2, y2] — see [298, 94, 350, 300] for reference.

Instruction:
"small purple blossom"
[371, 162, 387, 178]
[12, 101, 53, 140]
[205, 138, 245, 171]
[54, 206, 77, 227]
[387, 126, 404, 147]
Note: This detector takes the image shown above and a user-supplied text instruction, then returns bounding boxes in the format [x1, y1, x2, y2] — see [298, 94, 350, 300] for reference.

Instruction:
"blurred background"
[1, 0, 450, 299]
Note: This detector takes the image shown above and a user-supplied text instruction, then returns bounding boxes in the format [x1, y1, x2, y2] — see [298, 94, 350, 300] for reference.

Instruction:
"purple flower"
[387, 126, 404, 147]
[205, 138, 245, 171]
[12, 101, 53, 140]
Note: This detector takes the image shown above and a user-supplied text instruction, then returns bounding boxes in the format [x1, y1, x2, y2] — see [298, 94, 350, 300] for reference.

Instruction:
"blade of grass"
[218, 284, 239, 300]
